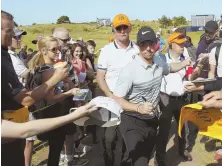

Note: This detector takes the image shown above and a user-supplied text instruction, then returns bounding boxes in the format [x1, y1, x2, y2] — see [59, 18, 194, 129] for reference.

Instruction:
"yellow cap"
[112, 14, 131, 28]
[168, 32, 186, 44]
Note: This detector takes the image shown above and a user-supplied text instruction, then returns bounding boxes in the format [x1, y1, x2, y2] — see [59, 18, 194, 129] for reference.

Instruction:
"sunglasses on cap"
[115, 25, 129, 32]
[58, 37, 70, 43]
[13, 35, 22, 41]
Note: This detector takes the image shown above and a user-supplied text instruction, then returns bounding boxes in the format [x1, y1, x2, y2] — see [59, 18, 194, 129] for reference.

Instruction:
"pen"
[141, 96, 155, 113]
[142, 96, 147, 102]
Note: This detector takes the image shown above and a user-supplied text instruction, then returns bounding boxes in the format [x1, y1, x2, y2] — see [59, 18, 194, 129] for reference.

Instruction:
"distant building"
[96, 18, 112, 27]
[191, 15, 215, 26]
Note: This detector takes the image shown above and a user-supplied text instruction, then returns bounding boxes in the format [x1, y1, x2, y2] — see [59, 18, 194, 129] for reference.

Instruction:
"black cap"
[137, 27, 157, 45]
[204, 20, 218, 33]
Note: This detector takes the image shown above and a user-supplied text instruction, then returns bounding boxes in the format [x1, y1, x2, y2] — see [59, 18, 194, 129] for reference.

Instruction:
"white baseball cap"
[72, 96, 123, 127]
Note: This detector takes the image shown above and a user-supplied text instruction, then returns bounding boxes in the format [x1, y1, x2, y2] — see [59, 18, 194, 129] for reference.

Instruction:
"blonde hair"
[28, 36, 58, 72]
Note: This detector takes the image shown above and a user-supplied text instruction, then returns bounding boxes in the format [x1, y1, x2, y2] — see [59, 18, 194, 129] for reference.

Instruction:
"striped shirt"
[113, 55, 170, 119]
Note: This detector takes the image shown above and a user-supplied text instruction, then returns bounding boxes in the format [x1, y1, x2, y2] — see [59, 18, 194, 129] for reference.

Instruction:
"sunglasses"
[48, 47, 59, 53]
[58, 37, 70, 43]
[115, 25, 129, 32]
[176, 35, 186, 39]
[13, 35, 22, 41]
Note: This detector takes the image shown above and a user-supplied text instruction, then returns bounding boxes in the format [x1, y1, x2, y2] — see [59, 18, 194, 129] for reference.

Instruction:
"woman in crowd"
[71, 43, 94, 87]
[27, 36, 80, 166]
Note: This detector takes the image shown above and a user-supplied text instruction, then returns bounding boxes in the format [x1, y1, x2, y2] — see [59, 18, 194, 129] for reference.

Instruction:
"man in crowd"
[208, 39, 222, 78]
[18, 43, 28, 65]
[97, 13, 139, 166]
[112, 27, 191, 166]
[156, 31, 165, 54]
[1, 10, 69, 166]
[8, 27, 28, 85]
[87, 39, 97, 71]
[196, 20, 219, 78]
[8, 26, 36, 166]
[52, 27, 89, 166]
[155, 32, 192, 166]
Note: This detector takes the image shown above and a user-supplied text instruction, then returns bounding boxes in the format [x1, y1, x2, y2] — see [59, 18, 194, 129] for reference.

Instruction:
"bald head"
[52, 27, 70, 46]
[52, 27, 69, 39]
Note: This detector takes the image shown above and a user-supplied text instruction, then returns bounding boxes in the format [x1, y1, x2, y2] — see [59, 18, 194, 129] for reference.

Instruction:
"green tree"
[172, 16, 187, 26]
[158, 15, 172, 28]
[57, 16, 71, 24]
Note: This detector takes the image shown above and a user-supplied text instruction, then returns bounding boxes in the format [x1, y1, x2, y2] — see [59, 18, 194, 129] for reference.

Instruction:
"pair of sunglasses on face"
[48, 47, 60, 53]
[13, 35, 22, 41]
[58, 37, 70, 43]
[115, 25, 129, 32]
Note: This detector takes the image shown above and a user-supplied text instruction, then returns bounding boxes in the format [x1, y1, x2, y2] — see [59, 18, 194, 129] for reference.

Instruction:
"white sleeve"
[183, 48, 190, 59]
[10, 55, 28, 77]
[97, 48, 108, 70]
[209, 47, 216, 66]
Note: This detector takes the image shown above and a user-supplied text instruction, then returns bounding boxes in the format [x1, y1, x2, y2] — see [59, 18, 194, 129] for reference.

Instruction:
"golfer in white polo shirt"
[112, 27, 191, 166]
[96, 13, 139, 166]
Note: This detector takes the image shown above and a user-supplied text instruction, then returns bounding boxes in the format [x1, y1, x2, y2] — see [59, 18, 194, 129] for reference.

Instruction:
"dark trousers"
[47, 132, 66, 166]
[120, 114, 158, 166]
[103, 125, 125, 166]
[2, 139, 25, 166]
[156, 93, 190, 165]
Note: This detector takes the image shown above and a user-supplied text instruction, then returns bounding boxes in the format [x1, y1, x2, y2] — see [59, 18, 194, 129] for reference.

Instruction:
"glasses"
[115, 25, 129, 32]
[176, 35, 186, 40]
[58, 37, 70, 43]
[13, 35, 22, 41]
[48, 47, 59, 53]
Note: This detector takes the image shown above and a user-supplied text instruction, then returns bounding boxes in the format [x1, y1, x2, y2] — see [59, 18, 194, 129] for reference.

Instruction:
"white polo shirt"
[209, 46, 222, 77]
[97, 40, 139, 92]
[160, 52, 186, 96]
[8, 50, 28, 85]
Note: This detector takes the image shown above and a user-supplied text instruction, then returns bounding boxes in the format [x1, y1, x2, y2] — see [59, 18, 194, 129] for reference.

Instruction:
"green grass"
[20, 22, 203, 52]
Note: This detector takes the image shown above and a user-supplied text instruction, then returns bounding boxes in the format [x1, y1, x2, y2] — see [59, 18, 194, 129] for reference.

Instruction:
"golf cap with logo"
[168, 32, 186, 44]
[13, 27, 27, 36]
[204, 20, 218, 33]
[72, 96, 123, 127]
[137, 27, 157, 45]
[32, 35, 44, 44]
[112, 14, 131, 28]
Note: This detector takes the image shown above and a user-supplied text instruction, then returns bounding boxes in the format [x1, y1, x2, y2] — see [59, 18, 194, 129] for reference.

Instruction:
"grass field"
[20, 22, 203, 51]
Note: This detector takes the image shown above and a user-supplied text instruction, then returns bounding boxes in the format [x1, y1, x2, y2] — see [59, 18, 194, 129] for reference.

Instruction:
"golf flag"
[178, 104, 222, 140]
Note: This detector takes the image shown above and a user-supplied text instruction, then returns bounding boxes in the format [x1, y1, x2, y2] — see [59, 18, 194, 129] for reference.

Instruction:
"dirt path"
[32, 121, 220, 166]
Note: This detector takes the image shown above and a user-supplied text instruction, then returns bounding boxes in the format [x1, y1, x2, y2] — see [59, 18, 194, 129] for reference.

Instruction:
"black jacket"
[204, 77, 222, 91]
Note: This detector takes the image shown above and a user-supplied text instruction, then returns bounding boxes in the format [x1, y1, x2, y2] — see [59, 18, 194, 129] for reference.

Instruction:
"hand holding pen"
[137, 97, 154, 114]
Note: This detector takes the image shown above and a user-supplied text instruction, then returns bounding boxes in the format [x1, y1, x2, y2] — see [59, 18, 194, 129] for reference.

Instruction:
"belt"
[169, 95, 187, 100]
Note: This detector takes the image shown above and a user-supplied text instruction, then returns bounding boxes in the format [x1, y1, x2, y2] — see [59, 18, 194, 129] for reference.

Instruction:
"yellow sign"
[3, 106, 29, 123]
[178, 104, 222, 140]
